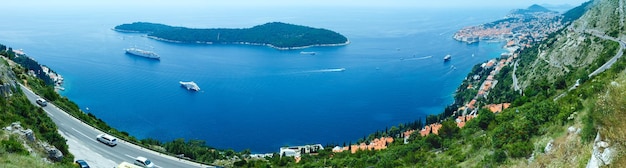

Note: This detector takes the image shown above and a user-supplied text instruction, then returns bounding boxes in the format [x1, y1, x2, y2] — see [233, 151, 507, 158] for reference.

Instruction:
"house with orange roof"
[334, 137, 394, 154]
[403, 130, 415, 138]
[403, 130, 416, 144]
[280, 144, 324, 162]
[467, 99, 477, 109]
[483, 81, 492, 91]
[457, 121, 466, 128]
[485, 103, 511, 113]
[485, 60, 495, 68]
[420, 125, 431, 136]
[431, 123, 442, 135]
[506, 40, 515, 47]
[455, 114, 478, 128]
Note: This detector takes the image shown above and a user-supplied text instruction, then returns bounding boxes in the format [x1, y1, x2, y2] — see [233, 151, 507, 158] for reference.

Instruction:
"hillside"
[114, 22, 349, 49]
[232, 0, 626, 167]
[3, 0, 626, 167]
[0, 52, 74, 167]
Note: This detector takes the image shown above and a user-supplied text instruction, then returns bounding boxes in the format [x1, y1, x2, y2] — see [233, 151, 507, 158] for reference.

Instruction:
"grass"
[595, 76, 626, 167]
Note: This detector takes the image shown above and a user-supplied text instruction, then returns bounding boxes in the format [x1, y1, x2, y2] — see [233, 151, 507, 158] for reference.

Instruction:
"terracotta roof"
[457, 121, 466, 128]
[334, 137, 395, 153]
[403, 130, 415, 138]
[485, 103, 511, 113]
[507, 40, 515, 46]
[467, 99, 477, 109]
[431, 123, 442, 135]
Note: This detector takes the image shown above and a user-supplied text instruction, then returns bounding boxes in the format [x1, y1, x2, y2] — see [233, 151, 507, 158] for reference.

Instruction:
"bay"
[0, 6, 509, 153]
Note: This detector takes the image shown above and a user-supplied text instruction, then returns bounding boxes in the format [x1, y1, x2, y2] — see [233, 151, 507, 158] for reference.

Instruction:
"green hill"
[232, 0, 626, 167]
[511, 4, 554, 15]
[114, 22, 349, 49]
[5, 0, 626, 167]
[0, 50, 74, 167]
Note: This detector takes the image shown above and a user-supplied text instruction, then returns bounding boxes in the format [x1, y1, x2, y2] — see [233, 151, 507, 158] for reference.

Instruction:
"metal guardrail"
[21, 84, 213, 167]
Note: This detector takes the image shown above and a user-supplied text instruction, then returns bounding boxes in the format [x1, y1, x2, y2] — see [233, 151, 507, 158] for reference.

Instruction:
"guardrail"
[21, 84, 212, 167]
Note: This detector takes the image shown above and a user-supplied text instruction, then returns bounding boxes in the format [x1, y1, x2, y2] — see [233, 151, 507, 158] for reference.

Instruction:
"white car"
[134, 156, 155, 168]
[96, 134, 117, 146]
[36, 98, 47, 107]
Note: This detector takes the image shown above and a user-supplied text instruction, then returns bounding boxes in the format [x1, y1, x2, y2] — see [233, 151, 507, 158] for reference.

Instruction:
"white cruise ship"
[125, 48, 160, 59]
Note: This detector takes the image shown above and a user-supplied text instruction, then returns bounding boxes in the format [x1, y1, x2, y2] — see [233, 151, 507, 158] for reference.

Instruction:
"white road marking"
[42, 108, 54, 117]
[71, 128, 97, 143]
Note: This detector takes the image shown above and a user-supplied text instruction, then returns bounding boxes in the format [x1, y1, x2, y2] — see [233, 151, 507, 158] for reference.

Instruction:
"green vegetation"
[0, 56, 74, 167]
[114, 22, 348, 49]
[2, 43, 253, 167]
[561, 0, 594, 24]
[3, 0, 625, 167]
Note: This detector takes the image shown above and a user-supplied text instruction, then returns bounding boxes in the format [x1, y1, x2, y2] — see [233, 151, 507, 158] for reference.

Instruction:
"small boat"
[444, 55, 451, 62]
[179, 81, 200, 91]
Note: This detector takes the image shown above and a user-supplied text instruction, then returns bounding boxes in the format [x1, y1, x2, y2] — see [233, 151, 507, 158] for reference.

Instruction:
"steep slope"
[1, 50, 73, 167]
[517, 0, 622, 96]
[510, 0, 626, 167]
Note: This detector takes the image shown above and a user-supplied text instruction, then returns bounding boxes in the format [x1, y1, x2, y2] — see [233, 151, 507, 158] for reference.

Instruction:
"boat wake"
[443, 65, 457, 76]
[404, 55, 433, 61]
[289, 68, 346, 74]
[304, 68, 346, 73]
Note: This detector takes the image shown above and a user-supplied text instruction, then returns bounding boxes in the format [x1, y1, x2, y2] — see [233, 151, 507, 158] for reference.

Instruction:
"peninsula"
[453, 4, 565, 44]
[114, 22, 349, 50]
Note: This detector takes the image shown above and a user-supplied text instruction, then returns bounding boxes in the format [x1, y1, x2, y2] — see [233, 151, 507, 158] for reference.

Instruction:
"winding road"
[555, 29, 625, 101]
[586, 30, 626, 77]
[20, 84, 209, 168]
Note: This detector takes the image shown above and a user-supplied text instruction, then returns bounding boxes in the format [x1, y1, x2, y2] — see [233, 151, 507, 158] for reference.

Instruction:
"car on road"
[134, 156, 155, 168]
[74, 159, 90, 168]
[36, 98, 47, 107]
[96, 134, 117, 146]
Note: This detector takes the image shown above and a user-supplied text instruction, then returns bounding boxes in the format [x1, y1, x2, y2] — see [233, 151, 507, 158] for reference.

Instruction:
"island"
[114, 22, 349, 50]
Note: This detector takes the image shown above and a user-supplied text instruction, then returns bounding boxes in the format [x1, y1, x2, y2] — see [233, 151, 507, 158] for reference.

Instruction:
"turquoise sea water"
[0, 7, 509, 152]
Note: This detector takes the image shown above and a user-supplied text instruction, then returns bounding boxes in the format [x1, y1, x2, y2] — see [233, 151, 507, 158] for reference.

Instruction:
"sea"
[0, 6, 513, 153]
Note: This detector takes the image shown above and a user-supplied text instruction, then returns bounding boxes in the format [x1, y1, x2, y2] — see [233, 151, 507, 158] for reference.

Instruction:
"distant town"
[454, 4, 565, 46]
[248, 5, 571, 164]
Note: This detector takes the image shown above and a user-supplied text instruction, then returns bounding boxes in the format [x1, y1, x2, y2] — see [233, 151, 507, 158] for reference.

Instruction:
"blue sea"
[0, 6, 511, 153]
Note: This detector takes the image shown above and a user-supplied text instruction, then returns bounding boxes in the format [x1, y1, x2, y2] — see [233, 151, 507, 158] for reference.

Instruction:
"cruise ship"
[125, 48, 160, 59]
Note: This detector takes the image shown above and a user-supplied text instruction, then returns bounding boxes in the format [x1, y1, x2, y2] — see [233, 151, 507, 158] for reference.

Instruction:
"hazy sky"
[7, 0, 590, 9]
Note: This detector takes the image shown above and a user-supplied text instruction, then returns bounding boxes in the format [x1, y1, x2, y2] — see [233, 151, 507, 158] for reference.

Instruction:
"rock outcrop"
[586, 132, 615, 168]
[2, 122, 63, 162]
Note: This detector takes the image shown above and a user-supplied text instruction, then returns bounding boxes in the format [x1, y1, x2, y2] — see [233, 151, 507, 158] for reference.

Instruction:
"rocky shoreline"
[145, 35, 350, 50]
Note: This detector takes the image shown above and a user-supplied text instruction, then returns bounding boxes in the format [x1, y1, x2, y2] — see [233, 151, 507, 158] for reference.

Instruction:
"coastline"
[113, 28, 350, 50]
[145, 35, 351, 50]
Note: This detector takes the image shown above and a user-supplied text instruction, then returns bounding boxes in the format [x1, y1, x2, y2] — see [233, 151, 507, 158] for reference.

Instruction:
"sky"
[6, 0, 590, 9]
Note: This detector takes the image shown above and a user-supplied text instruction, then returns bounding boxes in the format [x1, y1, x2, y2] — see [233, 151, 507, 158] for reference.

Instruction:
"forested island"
[114, 22, 349, 50]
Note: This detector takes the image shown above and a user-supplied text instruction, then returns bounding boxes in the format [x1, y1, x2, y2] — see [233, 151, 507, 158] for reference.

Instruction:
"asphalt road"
[20, 84, 208, 168]
[586, 31, 626, 77]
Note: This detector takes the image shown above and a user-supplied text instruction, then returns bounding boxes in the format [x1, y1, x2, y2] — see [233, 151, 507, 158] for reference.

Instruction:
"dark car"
[75, 160, 90, 168]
